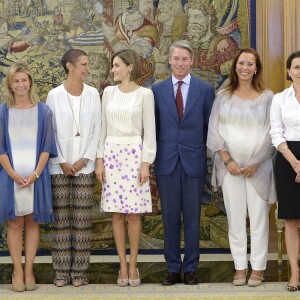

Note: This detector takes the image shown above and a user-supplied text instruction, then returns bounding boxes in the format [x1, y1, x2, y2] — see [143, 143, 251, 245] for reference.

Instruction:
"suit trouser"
[222, 172, 270, 270]
[51, 173, 95, 284]
[157, 159, 204, 273]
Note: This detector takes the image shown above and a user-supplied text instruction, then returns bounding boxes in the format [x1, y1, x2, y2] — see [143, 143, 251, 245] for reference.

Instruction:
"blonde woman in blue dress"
[0, 62, 57, 292]
[96, 49, 156, 286]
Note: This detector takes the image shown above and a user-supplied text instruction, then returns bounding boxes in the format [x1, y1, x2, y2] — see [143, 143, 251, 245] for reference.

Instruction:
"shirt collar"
[287, 84, 296, 97]
[172, 74, 191, 86]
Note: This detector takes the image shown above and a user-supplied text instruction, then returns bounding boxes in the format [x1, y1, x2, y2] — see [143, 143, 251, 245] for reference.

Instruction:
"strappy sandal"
[233, 269, 248, 286]
[247, 274, 264, 287]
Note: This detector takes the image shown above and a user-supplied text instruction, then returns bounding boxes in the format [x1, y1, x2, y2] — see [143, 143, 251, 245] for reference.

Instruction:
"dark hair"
[286, 50, 300, 81]
[226, 48, 265, 95]
[111, 49, 141, 82]
[61, 49, 88, 74]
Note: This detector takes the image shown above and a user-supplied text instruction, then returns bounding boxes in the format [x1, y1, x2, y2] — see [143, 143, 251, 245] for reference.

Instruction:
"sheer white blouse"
[207, 89, 276, 204]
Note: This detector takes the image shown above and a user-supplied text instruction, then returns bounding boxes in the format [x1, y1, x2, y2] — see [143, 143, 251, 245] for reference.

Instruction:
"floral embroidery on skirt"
[101, 139, 152, 214]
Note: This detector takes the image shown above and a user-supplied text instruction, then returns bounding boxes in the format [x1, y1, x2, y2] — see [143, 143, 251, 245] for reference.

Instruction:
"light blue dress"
[8, 106, 37, 216]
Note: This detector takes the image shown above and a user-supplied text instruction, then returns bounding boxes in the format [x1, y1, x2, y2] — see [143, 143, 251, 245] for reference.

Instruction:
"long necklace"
[66, 87, 83, 137]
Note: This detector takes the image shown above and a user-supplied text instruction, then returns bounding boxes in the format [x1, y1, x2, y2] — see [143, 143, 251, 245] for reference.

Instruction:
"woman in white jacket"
[46, 49, 101, 287]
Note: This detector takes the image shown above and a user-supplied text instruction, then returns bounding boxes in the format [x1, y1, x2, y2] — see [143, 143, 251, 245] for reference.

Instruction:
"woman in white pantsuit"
[207, 48, 275, 287]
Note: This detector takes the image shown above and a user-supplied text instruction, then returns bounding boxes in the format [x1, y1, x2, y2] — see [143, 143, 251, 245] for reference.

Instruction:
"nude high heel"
[117, 270, 129, 287]
[25, 273, 36, 291]
[12, 273, 25, 292]
[129, 268, 140, 287]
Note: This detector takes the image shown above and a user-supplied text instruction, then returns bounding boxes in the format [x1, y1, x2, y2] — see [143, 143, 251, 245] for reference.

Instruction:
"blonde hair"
[3, 61, 39, 107]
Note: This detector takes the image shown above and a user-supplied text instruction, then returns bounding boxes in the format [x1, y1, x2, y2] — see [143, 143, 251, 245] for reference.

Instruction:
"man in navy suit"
[152, 40, 214, 285]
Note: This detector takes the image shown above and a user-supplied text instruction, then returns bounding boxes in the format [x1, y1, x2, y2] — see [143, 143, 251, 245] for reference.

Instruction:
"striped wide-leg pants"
[51, 173, 95, 285]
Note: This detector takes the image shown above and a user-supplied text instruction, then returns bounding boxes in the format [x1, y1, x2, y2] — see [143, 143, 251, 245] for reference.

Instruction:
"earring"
[254, 70, 257, 74]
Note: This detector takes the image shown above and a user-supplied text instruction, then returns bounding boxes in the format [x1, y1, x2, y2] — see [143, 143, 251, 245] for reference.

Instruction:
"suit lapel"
[184, 75, 198, 119]
[161, 77, 179, 122]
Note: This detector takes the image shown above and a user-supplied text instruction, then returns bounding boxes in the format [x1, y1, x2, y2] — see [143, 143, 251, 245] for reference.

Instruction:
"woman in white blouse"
[207, 48, 275, 287]
[46, 49, 101, 287]
[96, 49, 156, 287]
[270, 50, 300, 292]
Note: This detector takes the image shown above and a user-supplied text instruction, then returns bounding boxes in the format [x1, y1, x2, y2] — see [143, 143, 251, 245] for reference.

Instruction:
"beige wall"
[256, 0, 300, 93]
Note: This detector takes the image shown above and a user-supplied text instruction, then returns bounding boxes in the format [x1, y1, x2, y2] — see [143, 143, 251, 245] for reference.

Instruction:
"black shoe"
[162, 272, 182, 285]
[183, 272, 198, 285]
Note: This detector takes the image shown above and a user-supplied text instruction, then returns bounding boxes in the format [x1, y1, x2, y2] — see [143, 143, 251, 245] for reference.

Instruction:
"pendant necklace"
[66, 86, 83, 137]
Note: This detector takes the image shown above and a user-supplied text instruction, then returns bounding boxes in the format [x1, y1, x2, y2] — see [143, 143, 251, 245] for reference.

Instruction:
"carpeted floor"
[0, 283, 299, 300]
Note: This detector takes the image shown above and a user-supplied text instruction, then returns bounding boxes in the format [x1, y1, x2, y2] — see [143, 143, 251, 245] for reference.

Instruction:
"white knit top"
[97, 85, 156, 163]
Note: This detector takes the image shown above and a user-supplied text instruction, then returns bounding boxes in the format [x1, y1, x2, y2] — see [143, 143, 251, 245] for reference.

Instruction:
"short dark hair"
[61, 49, 88, 74]
[286, 50, 300, 81]
[111, 49, 141, 82]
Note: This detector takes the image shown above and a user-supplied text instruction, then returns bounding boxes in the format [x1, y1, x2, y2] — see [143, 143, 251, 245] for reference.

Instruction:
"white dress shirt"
[270, 84, 300, 148]
[46, 83, 101, 175]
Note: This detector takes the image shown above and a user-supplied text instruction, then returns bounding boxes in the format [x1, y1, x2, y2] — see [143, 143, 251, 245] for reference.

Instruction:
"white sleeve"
[46, 92, 66, 164]
[270, 94, 286, 148]
[141, 89, 156, 163]
[83, 90, 102, 161]
[97, 87, 109, 158]
[206, 91, 228, 152]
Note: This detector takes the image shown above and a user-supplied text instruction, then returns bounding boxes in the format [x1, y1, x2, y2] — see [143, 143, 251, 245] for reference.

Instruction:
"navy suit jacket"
[152, 75, 214, 177]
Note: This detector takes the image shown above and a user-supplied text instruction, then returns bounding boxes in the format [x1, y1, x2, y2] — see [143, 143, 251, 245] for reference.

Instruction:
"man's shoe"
[183, 272, 198, 285]
[162, 272, 182, 285]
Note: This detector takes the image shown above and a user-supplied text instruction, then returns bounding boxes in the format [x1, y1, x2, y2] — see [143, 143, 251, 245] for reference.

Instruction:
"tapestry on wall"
[0, 0, 255, 254]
